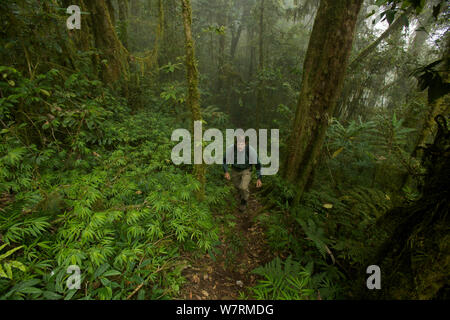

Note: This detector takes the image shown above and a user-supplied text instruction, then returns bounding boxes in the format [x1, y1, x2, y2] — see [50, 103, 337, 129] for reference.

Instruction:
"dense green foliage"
[0, 66, 231, 299]
[0, 0, 448, 300]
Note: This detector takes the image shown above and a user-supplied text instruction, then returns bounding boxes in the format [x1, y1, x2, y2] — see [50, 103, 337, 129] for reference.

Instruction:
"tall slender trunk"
[118, 0, 129, 49]
[248, 26, 256, 80]
[180, 0, 205, 199]
[256, 0, 265, 127]
[258, 0, 264, 73]
[230, 23, 243, 62]
[230, 3, 249, 61]
[210, 14, 214, 70]
[148, 0, 164, 78]
[216, 0, 228, 92]
[154, 0, 164, 74]
[349, 8, 411, 69]
[284, 0, 364, 205]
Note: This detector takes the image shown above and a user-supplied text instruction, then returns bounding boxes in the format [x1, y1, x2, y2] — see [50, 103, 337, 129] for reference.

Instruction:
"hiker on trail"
[223, 135, 262, 212]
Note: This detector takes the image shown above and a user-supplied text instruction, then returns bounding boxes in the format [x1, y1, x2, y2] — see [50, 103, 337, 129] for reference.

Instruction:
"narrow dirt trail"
[177, 188, 273, 300]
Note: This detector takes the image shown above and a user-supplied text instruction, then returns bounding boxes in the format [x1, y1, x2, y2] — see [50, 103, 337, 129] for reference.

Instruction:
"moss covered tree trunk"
[118, 0, 129, 49]
[256, 0, 265, 127]
[85, 0, 129, 85]
[413, 36, 450, 158]
[248, 26, 256, 80]
[181, 0, 205, 199]
[153, 0, 164, 76]
[216, 0, 228, 93]
[371, 115, 450, 299]
[106, 0, 116, 26]
[412, 95, 450, 157]
[158, 0, 165, 53]
[284, 0, 364, 205]
[64, 0, 99, 78]
[72, 0, 92, 51]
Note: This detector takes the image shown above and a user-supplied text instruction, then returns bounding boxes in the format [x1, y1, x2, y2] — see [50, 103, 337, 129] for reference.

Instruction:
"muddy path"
[177, 189, 273, 300]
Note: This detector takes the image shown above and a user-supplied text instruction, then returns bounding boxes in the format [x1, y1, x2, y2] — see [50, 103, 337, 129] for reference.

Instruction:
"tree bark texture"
[284, 0, 364, 204]
[85, 0, 129, 84]
[180, 0, 206, 199]
[118, 0, 129, 49]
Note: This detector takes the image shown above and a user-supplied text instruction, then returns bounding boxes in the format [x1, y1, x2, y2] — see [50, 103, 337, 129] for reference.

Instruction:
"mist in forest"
[0, 0, 449, 302]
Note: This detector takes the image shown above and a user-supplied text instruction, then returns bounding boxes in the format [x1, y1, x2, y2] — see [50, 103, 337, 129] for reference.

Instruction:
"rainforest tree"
[284, 0, 364, 204]
[0, 0, 448, 301]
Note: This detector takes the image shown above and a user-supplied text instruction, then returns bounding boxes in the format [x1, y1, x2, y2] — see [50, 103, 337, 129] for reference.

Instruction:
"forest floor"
[177, 187, 273, 300]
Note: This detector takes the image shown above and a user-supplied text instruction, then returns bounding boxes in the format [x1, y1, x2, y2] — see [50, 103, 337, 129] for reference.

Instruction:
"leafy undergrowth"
[0, 68, 229, 300]
[177, 190, 274, 300]
[176, 185, 341, 301]
[0, 67, 420, 300]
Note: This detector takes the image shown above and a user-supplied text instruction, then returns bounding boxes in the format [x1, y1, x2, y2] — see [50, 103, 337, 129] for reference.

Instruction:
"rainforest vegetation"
[0, 0, 449, 300]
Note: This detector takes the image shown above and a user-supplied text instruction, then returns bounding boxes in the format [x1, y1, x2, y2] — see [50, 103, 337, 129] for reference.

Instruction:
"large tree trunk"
[371, 115, 450, 299]
[412, 95, 450, 157]
[106, 0, 116, 26]
[180, 0, 205, 199]
[403, 35, 450, 191]
[284, 0, 364, 205]
[85, 0, 129, 85]
[72, 0, 92, 51]
[66, 0, 99, 78]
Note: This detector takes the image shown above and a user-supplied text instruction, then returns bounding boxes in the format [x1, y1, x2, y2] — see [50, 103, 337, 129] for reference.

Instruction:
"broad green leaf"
[19, 287, 43, 295]
[103, 270, 121, 277]
[43, 291, 63, 300]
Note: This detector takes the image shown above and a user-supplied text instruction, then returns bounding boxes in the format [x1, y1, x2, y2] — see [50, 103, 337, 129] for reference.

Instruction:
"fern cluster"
[0, 67, 229, 300]
[254, 115, 420, 299]
[251, 256, 340, 300]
